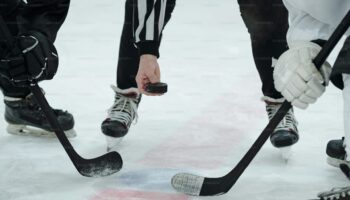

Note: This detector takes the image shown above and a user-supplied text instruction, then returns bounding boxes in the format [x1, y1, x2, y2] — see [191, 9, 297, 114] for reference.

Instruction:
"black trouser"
[331, 36, 350, 89]
[117, 0, 288, 99]
[0, 0, 70, 98]
[238, 0, 288, 99]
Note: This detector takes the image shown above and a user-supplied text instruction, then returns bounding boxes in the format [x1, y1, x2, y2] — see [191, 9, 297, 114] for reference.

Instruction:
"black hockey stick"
[171, 10, 350, 196]
[0, 16, 122, 177]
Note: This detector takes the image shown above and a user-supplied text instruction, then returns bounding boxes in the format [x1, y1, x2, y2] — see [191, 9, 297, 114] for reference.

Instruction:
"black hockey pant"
[0, 0, 70, 98]
[238, 0, 288, 99]
[331, 35, 350, 89]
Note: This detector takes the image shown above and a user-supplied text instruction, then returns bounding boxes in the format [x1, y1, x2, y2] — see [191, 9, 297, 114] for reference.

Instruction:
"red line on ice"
[90, 189, 191, 200]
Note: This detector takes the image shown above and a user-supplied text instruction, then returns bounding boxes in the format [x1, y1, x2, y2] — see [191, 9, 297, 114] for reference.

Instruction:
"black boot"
[4, 93, 76, 137]
[326, 138, 347, 167]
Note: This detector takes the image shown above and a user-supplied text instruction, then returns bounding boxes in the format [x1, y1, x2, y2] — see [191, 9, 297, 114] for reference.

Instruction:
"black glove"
[0, 31, 58, 86]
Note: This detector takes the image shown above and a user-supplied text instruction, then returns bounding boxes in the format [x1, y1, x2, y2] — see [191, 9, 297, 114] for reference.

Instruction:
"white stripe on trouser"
[343, 74, 350, 160]
[135, 0, 149, 42]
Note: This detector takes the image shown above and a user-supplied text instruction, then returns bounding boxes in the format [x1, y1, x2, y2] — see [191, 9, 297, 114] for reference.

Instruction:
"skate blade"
[279, 147, 292, 162]
[106, 136, 123, 152]
[327, 156, 348, 168]
[7, 124, 77, 138]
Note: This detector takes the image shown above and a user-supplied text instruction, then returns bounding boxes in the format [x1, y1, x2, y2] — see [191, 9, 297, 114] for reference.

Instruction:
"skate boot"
[326, 138, 347, 167]
[101, 85, 141, 151]
[4, 93, 76, 137]
[326, 138, 350, 179]
[265, 99, 299, 160]
[316, 186, 350, 200]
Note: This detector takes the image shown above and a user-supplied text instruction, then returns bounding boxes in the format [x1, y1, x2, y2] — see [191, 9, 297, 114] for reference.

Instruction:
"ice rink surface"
[0, 0, 349, 199]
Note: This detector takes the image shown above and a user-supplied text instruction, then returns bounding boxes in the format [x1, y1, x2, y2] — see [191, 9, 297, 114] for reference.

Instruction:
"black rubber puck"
[145, 82, 168, 94]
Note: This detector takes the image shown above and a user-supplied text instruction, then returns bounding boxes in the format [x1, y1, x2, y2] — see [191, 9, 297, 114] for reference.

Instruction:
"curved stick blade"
[77, 151, 123, 177]
[172, 173, 229, 196]
[171, 173, 204, 196]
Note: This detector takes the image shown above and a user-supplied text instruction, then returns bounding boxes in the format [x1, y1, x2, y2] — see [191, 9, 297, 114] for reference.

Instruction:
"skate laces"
[107, 85, 139, 127]
[266, 103, 298, 133]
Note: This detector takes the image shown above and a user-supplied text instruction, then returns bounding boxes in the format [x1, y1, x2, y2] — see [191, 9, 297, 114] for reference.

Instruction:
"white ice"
[0, 0, 348, 200]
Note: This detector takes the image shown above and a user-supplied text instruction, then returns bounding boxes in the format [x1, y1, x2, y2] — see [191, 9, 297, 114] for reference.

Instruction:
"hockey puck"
[145, 82, 168, 94]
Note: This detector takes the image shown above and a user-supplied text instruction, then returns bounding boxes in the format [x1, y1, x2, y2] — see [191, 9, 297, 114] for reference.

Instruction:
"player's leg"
[101, 0, 141, 149]
[238, 0, 299, 149]
[345, 75, 350, 162]
[325, 73, 350, 177]
[102, 0, 176, 150]
[0, 0, 75, 137]
[326, 36, 350, 168]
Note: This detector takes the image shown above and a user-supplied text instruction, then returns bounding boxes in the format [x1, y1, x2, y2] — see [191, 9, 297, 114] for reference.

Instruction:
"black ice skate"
[265, 99, 299, 160]
[313, 186, 350, 200]
[4, 93, 76, 137]
[327, 138, 347, 167]
[101, 85, 141, 151]
[326, 138, 350, 179]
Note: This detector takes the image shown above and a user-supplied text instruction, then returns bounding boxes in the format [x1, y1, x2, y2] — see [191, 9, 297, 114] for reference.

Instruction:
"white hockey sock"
[343, 74, 350, 160]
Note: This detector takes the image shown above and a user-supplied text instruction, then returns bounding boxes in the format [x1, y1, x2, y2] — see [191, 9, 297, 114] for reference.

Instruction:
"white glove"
[273, 41, 332, 109]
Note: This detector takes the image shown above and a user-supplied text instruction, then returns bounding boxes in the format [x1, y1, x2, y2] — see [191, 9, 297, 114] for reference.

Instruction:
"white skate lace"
[266, 104, 298, 133]
[107, 86, 139, 127]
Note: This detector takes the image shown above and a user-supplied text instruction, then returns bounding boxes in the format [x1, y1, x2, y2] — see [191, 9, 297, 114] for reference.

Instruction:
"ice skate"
[265, 99, 299, 161]
[101, 85, 141, 151]
[326, 138, 347, 167]
[313, 186, 350, 200]
[4, 94, 76, 138]
[326, 138, 350, 179]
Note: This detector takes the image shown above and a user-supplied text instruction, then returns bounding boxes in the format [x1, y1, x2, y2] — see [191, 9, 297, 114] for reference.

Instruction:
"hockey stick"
[0, 16, 122, 177]
[171, 10, 350, 196]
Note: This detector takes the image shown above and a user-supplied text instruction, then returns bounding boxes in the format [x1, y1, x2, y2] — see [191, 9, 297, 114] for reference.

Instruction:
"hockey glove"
[273, 41, 332, 109]
[0, 31, 58, 86]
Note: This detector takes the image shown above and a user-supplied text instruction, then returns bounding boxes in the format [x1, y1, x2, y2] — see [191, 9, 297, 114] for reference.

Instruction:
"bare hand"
[136, 54, 162, 96]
